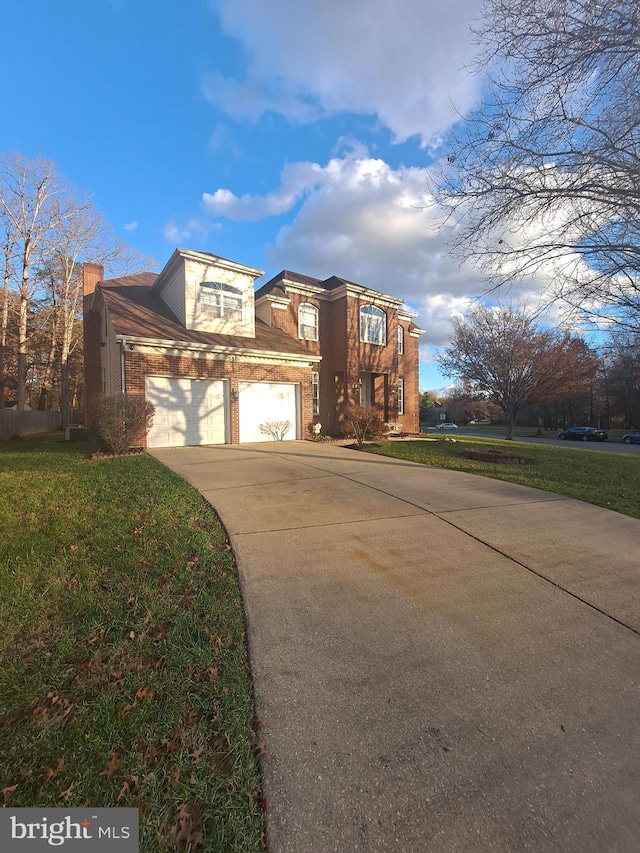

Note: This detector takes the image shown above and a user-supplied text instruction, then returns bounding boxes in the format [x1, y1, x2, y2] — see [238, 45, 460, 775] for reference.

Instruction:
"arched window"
[200, 281, 243, 321]
[360, 304, 386, 345]
[298, 302, 319, 341]
[397, 325, 404, 354]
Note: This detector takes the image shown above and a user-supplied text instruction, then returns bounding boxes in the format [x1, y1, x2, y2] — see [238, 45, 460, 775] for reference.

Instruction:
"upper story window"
[298, 302, 319, 341]
[200, 281, 243, 321]
[360, 304, 386, 346]
[397, 325, 404, 354]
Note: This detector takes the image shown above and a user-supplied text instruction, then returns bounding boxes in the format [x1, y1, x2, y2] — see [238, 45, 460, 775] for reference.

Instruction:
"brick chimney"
[83, 262, 104, 426]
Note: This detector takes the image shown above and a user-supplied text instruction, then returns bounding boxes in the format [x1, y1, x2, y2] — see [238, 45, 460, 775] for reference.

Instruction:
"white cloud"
[201, 148, 588, 351]
[123, 220, 138, 232]
[163, 218, 211, 245]
[207, 0, 485, 144]
[203, 148, 494, 346]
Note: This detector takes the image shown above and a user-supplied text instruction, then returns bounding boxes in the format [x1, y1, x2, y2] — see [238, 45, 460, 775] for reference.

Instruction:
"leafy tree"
[419, 391, 436, 425]
[441, 0, 640, 331]
[438, 305, 596, 439]
[605, 334, 640, 427]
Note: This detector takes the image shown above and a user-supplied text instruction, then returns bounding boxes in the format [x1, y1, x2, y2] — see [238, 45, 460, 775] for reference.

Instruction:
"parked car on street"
[435, 422, 459, 430]
[622, 430, 640, 444]
[559, 427, 608, 442]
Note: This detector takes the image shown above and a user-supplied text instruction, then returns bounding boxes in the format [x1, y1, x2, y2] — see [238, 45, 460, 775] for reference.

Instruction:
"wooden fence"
[0, 410, 62, 440]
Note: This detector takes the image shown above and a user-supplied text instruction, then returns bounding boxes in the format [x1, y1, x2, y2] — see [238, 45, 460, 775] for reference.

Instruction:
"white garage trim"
[238, 382, 299, 443]
[146, 376, 228, 448]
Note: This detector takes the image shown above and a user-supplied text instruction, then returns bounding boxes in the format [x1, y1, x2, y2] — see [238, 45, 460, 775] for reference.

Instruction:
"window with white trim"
[360, 304, 386, 345]
[312, 371, 320, 415]
[298, 302, 319, 341]
[397, 378, 404, 415]
[200, 281, 243, 321]
[397, 325, 404, 354]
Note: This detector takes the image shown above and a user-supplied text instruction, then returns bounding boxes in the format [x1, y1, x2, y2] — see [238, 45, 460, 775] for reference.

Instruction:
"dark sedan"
[622, 431, 640, 444]
[559, 427, 608, 442]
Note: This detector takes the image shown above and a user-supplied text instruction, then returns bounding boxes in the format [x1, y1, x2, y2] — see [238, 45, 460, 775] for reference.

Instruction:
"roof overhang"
[116, 333, 321, 364]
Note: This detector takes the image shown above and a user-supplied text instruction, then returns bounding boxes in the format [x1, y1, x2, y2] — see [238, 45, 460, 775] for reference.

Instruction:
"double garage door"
[146, 376, 298, 448]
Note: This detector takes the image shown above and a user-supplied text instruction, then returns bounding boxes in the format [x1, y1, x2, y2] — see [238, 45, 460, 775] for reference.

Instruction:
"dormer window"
[298, 302, 319, 341]
[200, 281, 243, 321]
[360, 304, 386, 346]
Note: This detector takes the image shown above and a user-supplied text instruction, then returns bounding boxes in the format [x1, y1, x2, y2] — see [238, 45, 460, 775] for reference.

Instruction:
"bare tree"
[0, 215, 17, 408]
[438, 305, 597, 439]
[0, 154, 74, 410]
[440, 0, 640, 330]
[0, 153, 156, 418]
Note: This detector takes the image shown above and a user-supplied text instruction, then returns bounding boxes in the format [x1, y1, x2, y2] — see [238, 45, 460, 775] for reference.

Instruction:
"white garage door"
[146, 376, 228, 448]
[238, 382, 298, 443]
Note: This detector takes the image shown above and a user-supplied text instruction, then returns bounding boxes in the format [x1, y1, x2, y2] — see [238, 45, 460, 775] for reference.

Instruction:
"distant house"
[83, 248, 424, 448]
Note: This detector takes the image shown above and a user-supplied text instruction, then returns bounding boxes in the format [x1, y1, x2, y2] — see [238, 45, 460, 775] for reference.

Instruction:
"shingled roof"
[99, 273, 317, 357]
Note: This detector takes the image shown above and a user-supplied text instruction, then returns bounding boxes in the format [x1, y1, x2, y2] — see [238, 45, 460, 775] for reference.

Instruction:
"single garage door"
[146, 376, 228, 448]
[238, 382, 298, 443]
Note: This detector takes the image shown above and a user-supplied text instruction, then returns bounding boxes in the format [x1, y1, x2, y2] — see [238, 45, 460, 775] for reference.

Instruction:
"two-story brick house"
[83, 247, 424, 448]
[255, 270, 424, 435]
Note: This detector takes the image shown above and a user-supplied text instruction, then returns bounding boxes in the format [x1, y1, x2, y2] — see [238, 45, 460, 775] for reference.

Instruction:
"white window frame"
[360, 304, 386, 346]
[298, 302, 319, 341]
[397, 378, 404, 415]
[397, 325, 404, 354]
[200, 281, 243, 321]
[312, 371, 320, 415]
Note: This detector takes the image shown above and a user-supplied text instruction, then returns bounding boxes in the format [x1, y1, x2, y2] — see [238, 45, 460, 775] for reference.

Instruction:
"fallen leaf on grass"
[100, 748, 124, 779]
[144, 624, 168, 642]
[189, 747, 204, 764]
[255, 741, 268, 758]
[59, 782, 76, 801]
[120, 687, 154, 717]
[168, 801, 203, 851]
[46, 759, 65, 780]
[1, 784, 18, 803]
[117, 776, 139, 801]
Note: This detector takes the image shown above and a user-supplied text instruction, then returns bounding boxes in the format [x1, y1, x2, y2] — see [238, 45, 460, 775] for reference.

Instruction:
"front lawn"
[0, 438, 264, 852]
[366, 437, 640, 519]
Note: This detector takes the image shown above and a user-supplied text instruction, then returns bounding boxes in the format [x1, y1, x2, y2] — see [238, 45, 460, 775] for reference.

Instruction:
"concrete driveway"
[150, 441, 640, 853]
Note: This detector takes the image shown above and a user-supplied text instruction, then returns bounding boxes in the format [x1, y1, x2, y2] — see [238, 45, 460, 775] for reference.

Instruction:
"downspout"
[120, 339, 126, 393]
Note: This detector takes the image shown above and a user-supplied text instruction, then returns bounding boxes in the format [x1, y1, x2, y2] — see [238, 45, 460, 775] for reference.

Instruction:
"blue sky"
[0, 0, 502, 390]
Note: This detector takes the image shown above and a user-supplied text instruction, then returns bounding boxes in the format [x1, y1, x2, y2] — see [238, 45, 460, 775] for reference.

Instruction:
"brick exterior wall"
[123, 350, 314, 447]
[263, 287, 421, 434]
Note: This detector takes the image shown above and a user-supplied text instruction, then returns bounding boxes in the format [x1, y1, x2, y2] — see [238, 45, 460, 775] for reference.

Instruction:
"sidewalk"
[151, 441, 640, 852]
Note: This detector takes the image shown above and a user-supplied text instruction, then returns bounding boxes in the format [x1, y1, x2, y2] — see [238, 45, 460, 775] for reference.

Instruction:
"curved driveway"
[151, 441, 640, 853]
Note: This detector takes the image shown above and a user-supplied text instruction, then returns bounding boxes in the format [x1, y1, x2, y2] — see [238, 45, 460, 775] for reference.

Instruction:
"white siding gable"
[157, 262, 186, 325]
[185, 259, 256, 338]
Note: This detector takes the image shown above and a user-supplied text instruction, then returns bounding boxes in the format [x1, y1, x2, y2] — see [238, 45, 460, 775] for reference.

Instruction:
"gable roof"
[99, 273, 317, 357]
[256, 269, 403, 305]
[255, 269, 323, 299]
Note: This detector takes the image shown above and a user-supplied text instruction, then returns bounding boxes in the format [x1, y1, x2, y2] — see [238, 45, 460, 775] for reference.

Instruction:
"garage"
[238, 382, 298, 443]
[146, 376, 228, 448]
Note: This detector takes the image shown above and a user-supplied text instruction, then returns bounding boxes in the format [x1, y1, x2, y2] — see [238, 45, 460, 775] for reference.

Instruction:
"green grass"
[366, 436, 640, 519]
[0, 438, 264, 852]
